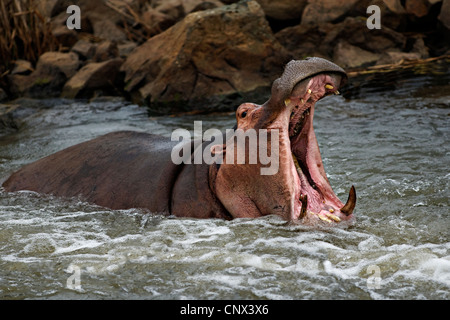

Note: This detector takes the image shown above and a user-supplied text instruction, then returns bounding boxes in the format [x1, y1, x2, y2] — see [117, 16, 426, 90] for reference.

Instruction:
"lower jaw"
[290, 126, 348, 223]
[292, 152, 351, 223]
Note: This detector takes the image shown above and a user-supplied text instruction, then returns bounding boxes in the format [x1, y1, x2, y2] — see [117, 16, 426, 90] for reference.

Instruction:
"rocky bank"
[1, 0, 449, 114]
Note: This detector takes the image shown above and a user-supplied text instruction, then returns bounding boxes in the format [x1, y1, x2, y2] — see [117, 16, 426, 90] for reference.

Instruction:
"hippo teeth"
[299, 194, 308, 219]
[290, 108, 310, 137]
[341, 185, 357, 216]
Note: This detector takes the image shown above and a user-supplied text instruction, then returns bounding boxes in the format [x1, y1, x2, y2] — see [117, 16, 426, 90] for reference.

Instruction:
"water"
[0, 69, 449, 299]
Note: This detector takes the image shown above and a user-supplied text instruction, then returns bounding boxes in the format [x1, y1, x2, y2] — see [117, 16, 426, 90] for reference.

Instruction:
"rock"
[383, 0, 407, 14]
[0, 88, 7, 102]
[48, 0, 125, 41]
[141, 0, 225, 35]
[121, 0, 290, 113]
[333, 41, 381, 68]
[11, 60, 34, 75]
[118, 41, 138, 58]
[0, 104, 19, 133]
[91, 19, 127, 42]
[405, 0, 429, 17]
[376, 51, 421, 65]
[8, 71, 66, 99]
[37, 52, 80, 79]
[93, 41, 119, 62]
[190, 0, 224, 11]
[37, 0, 66, 18]
[152, 0, 224, 19]
[438, 0, 450, 30]
[324, 17, 406, 53]
[383, 0, 434, 19]
[71, 39, 97, 60]
[277, 17, 406, 67]
[411, 36, 429, 58]
[50, 3, 93, 33]
[276, 22, 335, 59]
[52, 25, 79, 48]
[256, 0, 308, 20]
[150, 0, 185, 21]
[62, 58, 124, 99]
[8, 52, 80, 99]
[301, 0, 360, 24]
[140, 6, 176, 35]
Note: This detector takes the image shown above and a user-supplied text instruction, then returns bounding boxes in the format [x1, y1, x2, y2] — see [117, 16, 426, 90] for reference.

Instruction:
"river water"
[0, 66, 449, 299]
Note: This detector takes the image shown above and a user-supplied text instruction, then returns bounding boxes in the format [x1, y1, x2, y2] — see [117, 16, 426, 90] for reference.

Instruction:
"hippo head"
[212, 57, 356, 225]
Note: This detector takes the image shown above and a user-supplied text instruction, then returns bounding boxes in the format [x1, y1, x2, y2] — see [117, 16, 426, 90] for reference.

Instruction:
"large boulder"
[121, 0, 290, 113]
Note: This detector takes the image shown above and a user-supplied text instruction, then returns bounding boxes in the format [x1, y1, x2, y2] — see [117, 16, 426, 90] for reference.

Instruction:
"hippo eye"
[241, 111, 247, 118]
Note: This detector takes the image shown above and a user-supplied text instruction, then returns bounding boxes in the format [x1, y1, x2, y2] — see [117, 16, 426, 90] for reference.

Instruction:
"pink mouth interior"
[288, 74, 351, 223]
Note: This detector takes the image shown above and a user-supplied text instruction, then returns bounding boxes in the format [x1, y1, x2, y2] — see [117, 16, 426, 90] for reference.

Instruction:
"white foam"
[420, 256, 450, 286]
[53, 239, 105, 254]
[323, 260, 361, 280]
[0, 197, 448, 299]
[358, 236, 384, 252]
[293, 257, 321, 275]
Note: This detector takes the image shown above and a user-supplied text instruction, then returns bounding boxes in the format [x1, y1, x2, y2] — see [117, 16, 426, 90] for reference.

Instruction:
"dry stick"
[13, 0, 33, 62]
[37, 11, 47, 57]
[33, 7, 51, 57]
[0, 2, 9, 64]
[347, 54, 450, 77]
[15, 5, 34, 58]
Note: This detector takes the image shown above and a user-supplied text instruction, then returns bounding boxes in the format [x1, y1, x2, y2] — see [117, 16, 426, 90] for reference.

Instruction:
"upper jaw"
[286, 73, 342, 138]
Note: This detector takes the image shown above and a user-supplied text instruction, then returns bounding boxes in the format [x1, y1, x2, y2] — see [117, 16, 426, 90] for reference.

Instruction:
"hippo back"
[3, 131, 181, 213]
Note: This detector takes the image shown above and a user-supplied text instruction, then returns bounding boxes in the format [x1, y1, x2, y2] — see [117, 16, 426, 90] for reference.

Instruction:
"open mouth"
[286, 73, 356, 224]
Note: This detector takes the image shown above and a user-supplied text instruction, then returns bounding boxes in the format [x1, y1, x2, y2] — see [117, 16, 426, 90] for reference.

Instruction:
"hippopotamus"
[2, 57, 356, 225]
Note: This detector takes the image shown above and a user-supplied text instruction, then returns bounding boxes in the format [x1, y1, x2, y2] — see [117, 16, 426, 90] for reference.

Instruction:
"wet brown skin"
[2, 131, 231, 219]
[2, 58, 356, 225]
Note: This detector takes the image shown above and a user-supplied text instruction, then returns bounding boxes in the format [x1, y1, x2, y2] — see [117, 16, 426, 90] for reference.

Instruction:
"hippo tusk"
[341, 185, 356, 216]
[299, 194, 308, 219]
